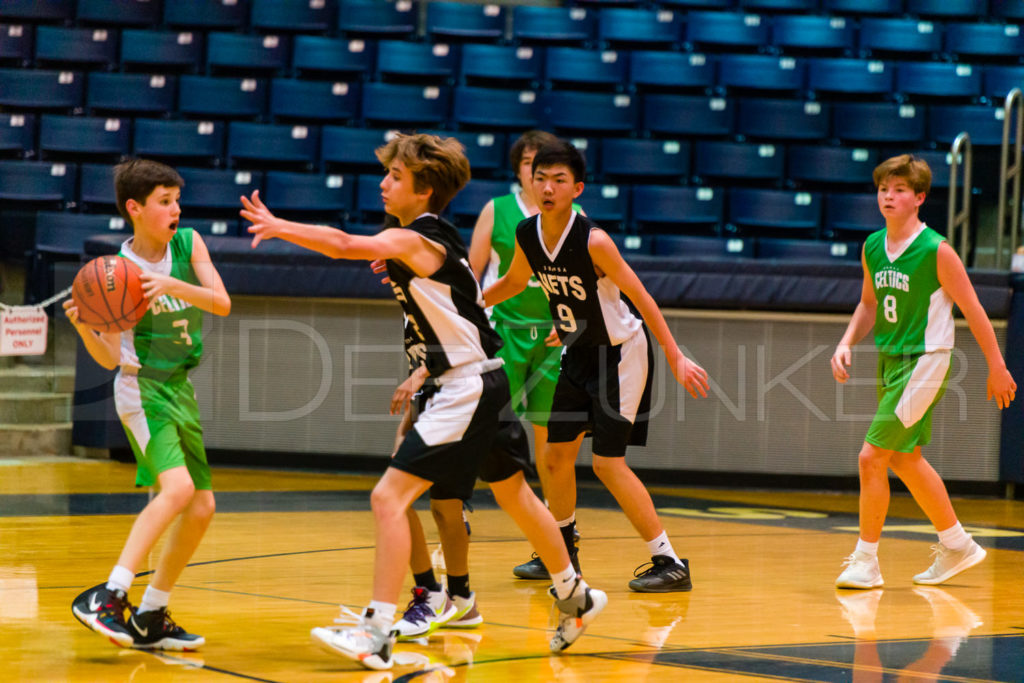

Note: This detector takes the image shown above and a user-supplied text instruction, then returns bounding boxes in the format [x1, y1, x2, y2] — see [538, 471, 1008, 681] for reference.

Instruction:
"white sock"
[551, 564, 584, 601]
[645, 532, 681, 564]
[106, 565, 134, 594]
[855, 539, 880, 557]
[366, 601, 396, 631]
[137, 585, 170, 614]
[937, 522, 970, 551]
[555, 513, 575, 528]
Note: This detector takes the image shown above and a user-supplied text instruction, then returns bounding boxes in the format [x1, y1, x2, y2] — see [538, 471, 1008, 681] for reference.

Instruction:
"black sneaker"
[71, 583, 134, 648]
[628, 556, 692, 593]
[512, 547, 581, 580]
[127, 607, 205, 651]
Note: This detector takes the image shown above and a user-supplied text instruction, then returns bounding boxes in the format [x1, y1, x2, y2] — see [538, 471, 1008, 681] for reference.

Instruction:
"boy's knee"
[370, 485, 403, 518]
[858, 444, 890, 471]
[591, 455, 624, 479]
[160, 480, 196, 510]
[191, 491, 216, 520]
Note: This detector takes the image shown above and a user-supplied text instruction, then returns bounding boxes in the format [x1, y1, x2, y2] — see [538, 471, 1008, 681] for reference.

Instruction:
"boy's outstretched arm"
[483, 240, 532, 308]
[587, 229, 709, 398]
[137, 232, 231, 316]
[831, 247, 876, 384]
[936, 241, 1017, 408]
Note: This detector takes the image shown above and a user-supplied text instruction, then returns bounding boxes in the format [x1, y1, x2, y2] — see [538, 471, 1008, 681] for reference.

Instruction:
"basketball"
[71, 255, 148, 333]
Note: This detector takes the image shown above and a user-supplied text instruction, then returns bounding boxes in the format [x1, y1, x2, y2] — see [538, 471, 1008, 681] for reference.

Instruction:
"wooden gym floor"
[2, 457, 1023, 682]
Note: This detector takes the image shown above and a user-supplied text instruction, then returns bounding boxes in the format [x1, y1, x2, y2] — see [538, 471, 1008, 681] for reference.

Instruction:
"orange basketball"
[71, 255, 148, 333]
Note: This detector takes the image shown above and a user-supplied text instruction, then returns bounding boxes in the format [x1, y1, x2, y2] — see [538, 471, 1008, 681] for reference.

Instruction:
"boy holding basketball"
[831, 154, 1015, 589]
[242, 132, 606, 671]
[66, 159, 231, 649]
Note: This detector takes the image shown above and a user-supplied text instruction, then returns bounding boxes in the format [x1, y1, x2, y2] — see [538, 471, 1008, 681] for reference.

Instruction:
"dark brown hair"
[113, 159, 184, 225]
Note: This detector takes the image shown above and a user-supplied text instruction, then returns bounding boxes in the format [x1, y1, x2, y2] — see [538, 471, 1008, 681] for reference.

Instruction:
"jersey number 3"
[883, 294, 898, 323]
[172, 318, 193, 345]
[556, 303, 577, 333]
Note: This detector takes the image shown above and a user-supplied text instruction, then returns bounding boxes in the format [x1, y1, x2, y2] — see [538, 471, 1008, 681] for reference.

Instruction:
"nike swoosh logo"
[131, 616, 148, 637]
[88, 592, 102, 612]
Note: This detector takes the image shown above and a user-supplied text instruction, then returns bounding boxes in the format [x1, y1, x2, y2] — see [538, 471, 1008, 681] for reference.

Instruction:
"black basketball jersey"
[516, 211, 641, 347]
[386, 214, 501, 376]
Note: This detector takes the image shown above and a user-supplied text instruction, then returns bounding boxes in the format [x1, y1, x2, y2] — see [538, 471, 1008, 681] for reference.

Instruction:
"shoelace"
[633, 559, 669, 578]
[401, 588, 435, 626]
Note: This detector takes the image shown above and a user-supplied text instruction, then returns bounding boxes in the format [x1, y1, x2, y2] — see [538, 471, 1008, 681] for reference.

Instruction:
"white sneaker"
[835, 550, 884, 589]
[913, 540, 987, 585]
[393, 587, 458, 641]
[446, 592, 483, 628]
[549, 579, 608, 653]
[310, 606, 396, 670]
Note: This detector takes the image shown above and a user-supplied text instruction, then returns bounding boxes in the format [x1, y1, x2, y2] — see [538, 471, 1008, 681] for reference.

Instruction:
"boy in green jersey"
[66, 159, 231, 649]
[831, 154, 1016, 589]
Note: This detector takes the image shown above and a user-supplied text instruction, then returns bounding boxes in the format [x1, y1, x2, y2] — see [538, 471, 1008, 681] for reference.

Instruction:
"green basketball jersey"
[863, 225, 954, 354]
[119, 227, 204, 379]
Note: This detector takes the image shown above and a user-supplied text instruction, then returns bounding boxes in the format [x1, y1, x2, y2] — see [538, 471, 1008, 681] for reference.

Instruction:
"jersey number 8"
[883, 294, 898, 323]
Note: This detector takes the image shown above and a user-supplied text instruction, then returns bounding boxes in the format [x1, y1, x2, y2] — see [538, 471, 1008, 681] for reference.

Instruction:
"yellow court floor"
[2, 457, 1023, 682]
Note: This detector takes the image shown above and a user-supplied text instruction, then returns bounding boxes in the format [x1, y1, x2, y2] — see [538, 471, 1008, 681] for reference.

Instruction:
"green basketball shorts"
[494, 320, 562, 428]
[864, 350, 952, 454]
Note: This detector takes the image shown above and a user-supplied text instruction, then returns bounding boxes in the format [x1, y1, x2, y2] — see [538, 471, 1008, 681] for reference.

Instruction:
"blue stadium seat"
[0, 161, 76, 204]
[426, 1, 504, 42]
[685, 11, 769, 51]
[339, 0, 417, 39]
[376, 40, 460, 83]
[629, 50, 715, 91]
[355, 173, 387, 221]
[929, 105, 1006, 146]
[178, 76, 267, 119]
[227, 122, 320, 168]
[423, 129, 507, 177]
[740, 0, 817, 10]
[0, 113, 35, 158]
[599, 138, 690, 180]
[824, 193, 882, 236]
[833, 102, 925, 143]
[695, 141, 783, 181]
[659, 0, 735, 7]
[653, 234, 753, 258]
[120, 30, 204, 73]
[270, 79, 359, 123]
[0, 23, 32, 66]
[78, 163, 116, 208]
[896, 62, 981, 99]
[756, 237, 858, 260]
[945, 24, 1024, 60]
[642, 94, 734, 136]
[452, 86, 542, 130]
[35, 26, 118, 69]
[544, 91, 637, 134]
[0, 0, 73, 22]
[177, 167, 264, 212]
[807, 58, 893, 96]
[207, 32, 290, 75]
[545, 47, 627, 90]
[984, 65, 1024, 100]
[0, 69, 84, 111]
[164, 0, 249, 29]
[251, 0, 336, 32]
[991, 0, 1024, 19]
[511, 5, 595, 46]
[460, 44, 544, 86]
[609, 232, 653, 257]
[789, 145, 877, 185]
[87, 73, 175, 115]
[771, 15, 855, 53]
[39, 115, 130, 160]
[905, 0, 986, 18]
[728, 188, 822, 234]
[292, 36, 376, 79]
[264, 171, 354, 218]
[598, 8, 683, 48]
[321, 127, 393, 172]
[188, 218, 240, 237]
[631, 185, 725, 231]
[718, 54, 805, 91]
[736, 99, 829, 140]
[361, 83, 451, 127]
[34, 212, 128, 256]
[577, 184, 629, 230]
[859, 18, 942, 56]
[133, 119, 226, 164]
[448, 179, 516, 226]
[821, 0, 902, 14]
[76, 0, 159, 26]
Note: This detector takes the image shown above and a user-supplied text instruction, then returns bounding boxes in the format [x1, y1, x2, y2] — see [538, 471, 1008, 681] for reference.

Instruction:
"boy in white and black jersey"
[241, 133, 606, 670]
[485, 139, 710, 592]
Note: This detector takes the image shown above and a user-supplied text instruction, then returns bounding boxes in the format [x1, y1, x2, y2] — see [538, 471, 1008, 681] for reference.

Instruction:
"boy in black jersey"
[484, 139, 710, 592]
[241, 133, 606, 670]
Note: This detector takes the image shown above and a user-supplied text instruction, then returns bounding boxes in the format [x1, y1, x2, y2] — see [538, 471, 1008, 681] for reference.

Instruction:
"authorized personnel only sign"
[0, 309, 48, 356]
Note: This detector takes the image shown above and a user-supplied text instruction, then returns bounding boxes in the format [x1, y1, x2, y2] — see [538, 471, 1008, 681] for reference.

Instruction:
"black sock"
[413, 569, 442, 593]
[447, 574, 471, 599]
[559, 522, 577, 551]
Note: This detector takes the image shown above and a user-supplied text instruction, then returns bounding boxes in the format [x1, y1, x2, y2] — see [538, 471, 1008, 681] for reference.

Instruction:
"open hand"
[672, 352, 709, 398]
[240, 190, 281, 248]
[370, 259, 390, 285]
[831, 344, 852, 384]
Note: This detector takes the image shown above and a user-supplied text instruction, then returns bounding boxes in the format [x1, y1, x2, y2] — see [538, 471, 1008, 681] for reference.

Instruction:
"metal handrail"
[948, 132, 972, 264]
[996, 88, 1023, 269]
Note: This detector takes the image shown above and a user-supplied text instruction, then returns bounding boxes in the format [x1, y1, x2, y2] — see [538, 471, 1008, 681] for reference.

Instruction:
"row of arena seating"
[3, 0, 1023, 35]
